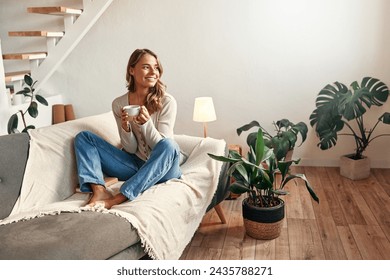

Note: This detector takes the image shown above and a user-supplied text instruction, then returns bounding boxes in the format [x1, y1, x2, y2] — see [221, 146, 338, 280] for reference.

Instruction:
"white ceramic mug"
[123, 105, 140, 122]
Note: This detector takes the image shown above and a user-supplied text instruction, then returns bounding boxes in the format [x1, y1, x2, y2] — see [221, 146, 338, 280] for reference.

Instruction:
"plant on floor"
[208, 128, 319, 207]
[236, 119, 308, 161]
[309, 77, 390, 160]
[209, 128, 318, 239]
[7, 74, 48, 134]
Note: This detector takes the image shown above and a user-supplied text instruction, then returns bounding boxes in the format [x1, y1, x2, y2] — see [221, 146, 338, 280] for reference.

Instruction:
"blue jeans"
[74, 131, 182, 200]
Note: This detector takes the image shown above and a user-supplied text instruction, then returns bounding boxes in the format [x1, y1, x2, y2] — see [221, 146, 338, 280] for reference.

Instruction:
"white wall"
[1, 0, 390, 167]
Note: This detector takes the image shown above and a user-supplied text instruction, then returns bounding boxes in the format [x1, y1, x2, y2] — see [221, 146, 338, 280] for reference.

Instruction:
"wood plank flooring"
[180, 167, 390, 260]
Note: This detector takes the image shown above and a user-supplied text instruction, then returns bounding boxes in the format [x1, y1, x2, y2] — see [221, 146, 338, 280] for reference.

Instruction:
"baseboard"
[299, 158, 390, 169]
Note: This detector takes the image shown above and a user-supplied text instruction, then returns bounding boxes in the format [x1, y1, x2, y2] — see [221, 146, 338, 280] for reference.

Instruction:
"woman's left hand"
[135, 106, 150, 125]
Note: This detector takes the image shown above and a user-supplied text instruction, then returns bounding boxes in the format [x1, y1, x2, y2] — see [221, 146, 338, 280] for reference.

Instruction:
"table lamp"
[193, 97, 217, 137]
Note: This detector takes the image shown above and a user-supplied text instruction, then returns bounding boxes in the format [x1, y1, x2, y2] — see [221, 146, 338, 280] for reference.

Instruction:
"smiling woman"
[73, 48, 182, 210]
[125, 49, 165, 115]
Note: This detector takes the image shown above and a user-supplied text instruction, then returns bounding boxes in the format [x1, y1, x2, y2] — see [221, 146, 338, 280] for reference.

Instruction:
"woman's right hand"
[121, 109, 130, 132]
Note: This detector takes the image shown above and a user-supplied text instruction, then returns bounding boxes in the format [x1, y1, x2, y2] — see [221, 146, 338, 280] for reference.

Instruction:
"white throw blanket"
[0, 112, 226, 260]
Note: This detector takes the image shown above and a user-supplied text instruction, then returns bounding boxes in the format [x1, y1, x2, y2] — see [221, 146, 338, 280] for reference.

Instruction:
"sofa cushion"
[0, 133, 30, 220]
[0, 211, 142, 260]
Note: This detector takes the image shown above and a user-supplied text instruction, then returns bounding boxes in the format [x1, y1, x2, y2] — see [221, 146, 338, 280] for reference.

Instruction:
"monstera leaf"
[310, 82, 348, 135]
[342, 77, 388, 121]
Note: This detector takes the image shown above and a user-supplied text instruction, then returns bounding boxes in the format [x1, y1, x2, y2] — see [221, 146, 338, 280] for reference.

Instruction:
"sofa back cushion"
[0, 133, 30, 219]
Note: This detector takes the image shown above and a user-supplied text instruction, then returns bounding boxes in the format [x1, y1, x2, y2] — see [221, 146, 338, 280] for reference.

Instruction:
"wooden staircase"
[27, 6, 83, 15]
[8, 31, 65, 37]
[4, 70, 31, 83]
[2, 0, 113, 95]
[3, 52, 48, 60]
[2, 5, 83, 94]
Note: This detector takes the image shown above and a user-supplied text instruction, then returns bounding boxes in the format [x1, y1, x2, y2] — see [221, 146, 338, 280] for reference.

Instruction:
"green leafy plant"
[7, 74, 48, 134]
[208, 128, 319, 208]
[309, 77, 390, 159]
[236, 119, 308, 161]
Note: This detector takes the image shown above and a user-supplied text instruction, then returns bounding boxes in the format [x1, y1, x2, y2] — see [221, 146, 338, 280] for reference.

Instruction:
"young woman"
[74, 49, 182, 209]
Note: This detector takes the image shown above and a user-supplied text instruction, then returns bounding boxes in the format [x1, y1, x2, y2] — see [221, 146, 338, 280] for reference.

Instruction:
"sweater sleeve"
[140, 94, 177, 149]
[112, 97, 138, 153]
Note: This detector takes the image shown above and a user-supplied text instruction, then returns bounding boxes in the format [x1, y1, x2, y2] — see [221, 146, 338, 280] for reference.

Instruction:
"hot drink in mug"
[123, 105, 140, 121]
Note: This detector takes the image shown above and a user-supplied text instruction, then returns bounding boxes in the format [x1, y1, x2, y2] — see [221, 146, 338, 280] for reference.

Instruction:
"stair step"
[5, 71, 31, 83]
[27, 6, 83, 16]
[2, 52, 47, 60]
[8, 31, 65, 37]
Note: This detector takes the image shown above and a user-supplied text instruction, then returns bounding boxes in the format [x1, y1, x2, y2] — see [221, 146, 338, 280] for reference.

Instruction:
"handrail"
[33, 0, 114, 93]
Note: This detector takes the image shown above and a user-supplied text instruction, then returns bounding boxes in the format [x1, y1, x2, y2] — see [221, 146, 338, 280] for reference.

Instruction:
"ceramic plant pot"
[242, 197, 285, 240]
[339, 154, 370, 180]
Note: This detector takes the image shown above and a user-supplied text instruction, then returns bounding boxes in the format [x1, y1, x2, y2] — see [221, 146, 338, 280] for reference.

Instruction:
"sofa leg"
[214, 204, 227, 224]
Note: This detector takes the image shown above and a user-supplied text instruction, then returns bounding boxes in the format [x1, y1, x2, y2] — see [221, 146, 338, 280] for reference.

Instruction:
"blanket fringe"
[0, 209, 80, 226]
[101, 209, 160, 260]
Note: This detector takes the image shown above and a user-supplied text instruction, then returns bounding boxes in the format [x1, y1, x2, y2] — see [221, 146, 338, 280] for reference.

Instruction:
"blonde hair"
[126, 49, 166, 114]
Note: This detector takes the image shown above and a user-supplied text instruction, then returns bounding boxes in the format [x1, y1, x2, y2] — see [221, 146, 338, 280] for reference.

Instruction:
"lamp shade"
[193, 97, 217, 122]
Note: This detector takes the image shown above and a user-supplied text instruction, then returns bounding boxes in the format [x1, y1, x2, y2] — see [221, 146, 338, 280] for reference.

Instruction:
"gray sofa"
[0, 115, 230, 260]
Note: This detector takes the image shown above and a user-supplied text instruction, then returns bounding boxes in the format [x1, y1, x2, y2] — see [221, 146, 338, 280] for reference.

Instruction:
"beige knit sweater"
[111, 92, 177, 161]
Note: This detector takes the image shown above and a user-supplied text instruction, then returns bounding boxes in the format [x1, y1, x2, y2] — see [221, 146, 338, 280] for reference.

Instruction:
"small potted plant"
[208, 128, 319, 240]
[309, 77, 390, 180]
[7, 74, 48, 134]
[236, 119, 308, 161]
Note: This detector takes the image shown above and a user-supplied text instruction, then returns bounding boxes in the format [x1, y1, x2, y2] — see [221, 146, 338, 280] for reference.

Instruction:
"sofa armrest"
[0, 133, 30, 220]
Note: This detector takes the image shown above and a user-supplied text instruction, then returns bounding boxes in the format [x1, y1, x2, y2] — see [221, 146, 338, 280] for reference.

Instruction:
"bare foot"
[96, 193, 128, 210]
[86, 184, 113, 206]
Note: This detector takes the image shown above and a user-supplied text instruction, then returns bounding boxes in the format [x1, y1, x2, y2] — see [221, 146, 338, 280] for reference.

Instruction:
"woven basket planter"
[242, 197, 285, 240]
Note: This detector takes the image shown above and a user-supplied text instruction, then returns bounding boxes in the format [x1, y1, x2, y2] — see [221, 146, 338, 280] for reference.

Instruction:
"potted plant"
[208, 128, 319, 240]
[7, 74, 48, 134]
[309, 77, 390, 180]
[236, 119, 308, 161]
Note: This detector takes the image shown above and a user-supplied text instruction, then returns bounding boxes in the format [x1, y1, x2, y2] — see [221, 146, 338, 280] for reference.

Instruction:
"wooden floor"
[180, 167, 390, 260]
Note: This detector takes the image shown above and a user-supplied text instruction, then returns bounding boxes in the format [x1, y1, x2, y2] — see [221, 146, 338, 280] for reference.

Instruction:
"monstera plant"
[309, 77, 390, 159]
[7, 74, 48, 134]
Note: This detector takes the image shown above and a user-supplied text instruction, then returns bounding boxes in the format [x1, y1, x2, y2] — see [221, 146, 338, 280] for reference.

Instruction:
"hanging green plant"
[7, 74, 48, 134]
